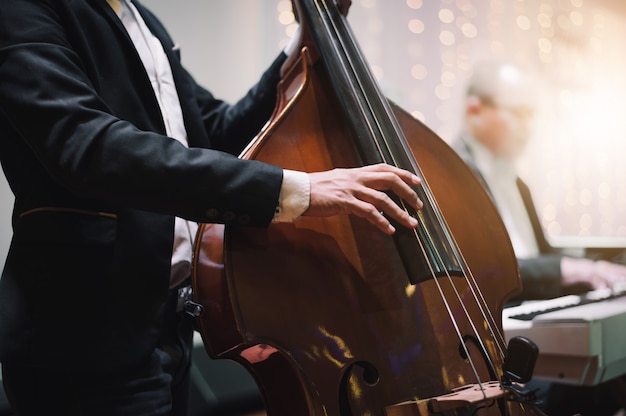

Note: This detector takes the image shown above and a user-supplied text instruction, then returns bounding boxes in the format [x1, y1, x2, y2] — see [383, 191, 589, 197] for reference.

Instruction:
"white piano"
[502, 285, 626, 386]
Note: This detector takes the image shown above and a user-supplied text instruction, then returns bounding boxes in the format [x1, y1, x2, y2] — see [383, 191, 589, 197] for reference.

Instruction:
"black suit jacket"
[0, 0, 286, 372]
[451, 137, 562, 300]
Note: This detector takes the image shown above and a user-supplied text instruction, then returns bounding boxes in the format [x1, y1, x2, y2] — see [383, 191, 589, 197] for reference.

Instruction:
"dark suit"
[0, 0, 286, 373]
[451, 137, 562, 300]
[453, 136, 626, 415]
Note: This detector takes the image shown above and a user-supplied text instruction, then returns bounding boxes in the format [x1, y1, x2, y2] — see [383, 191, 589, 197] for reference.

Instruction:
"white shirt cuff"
[273, 170, 310, 222]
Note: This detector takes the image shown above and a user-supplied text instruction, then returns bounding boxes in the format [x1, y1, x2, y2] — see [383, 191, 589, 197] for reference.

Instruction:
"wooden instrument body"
[192, 45, 528, 415]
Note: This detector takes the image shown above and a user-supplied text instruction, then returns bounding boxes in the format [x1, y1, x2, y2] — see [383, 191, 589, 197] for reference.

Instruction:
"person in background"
[0, 1, 421, 415]
[452, 60, 626, 300]
[451, 60, 626, 416]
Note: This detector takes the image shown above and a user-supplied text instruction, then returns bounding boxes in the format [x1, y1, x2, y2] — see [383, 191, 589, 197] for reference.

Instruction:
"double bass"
[192, 0, 546, 414]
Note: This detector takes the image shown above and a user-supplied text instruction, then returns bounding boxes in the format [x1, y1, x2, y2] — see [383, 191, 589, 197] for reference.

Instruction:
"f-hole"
[338, 361, 379, 416]
[460, 335, 508, 415]
[459, 334, 497, 381]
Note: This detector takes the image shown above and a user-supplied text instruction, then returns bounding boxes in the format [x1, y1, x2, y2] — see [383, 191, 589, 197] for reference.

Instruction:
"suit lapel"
[516, 177, 553, 253]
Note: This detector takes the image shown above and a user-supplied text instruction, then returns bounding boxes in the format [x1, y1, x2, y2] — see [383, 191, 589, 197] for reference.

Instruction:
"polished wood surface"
[192, 0, 545, 414]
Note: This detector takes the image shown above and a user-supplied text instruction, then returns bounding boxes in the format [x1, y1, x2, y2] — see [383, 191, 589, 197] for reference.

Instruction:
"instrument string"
[331, 4, 509, 361]
[311, 0, 506, 391]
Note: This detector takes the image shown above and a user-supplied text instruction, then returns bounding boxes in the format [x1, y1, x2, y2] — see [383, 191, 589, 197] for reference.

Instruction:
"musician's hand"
[304, 163, 422, 235]
[561, 257, 626, 290]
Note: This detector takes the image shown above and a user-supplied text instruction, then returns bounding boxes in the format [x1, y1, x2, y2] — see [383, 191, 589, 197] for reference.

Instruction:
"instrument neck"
[297, 0, 412, 171]
[296, 0, 464, 283]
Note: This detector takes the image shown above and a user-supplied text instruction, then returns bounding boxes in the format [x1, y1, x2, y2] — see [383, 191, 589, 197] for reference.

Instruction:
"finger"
[355, 187, 419, 231]
[358, 172, 423, 213]
[359, 165, 423, 210]
[382, 171, 423, 211]
[363, 164, 422, 187]
[349, 198, 398, 234]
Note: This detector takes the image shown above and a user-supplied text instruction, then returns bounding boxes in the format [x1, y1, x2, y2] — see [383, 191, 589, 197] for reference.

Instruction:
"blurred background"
[144, 0, 626, 249]
[2, 1, 626, 414]
[2, 0, 626, 265]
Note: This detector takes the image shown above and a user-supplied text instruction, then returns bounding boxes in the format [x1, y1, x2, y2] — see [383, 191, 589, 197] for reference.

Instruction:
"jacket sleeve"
[0, 0, 283, 226]
[516, 255, 563, 300]
[188, 54, 288, 156]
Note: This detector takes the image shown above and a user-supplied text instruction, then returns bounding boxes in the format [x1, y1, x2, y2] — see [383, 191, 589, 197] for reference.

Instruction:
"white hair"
[466, 61, 537, 109]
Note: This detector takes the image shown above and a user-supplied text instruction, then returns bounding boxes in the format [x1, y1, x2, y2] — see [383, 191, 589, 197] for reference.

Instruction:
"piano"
[502, 284, 626, 386]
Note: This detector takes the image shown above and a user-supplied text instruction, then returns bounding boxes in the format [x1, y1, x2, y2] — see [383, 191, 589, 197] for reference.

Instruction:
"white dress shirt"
[108, 0, 309, 287]
[463, 135, 539, 259]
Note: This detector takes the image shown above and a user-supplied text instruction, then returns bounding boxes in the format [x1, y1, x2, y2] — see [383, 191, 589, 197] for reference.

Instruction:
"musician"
[452, 61, 626, 301]
[0, 1, 421, 415]
[452, 60, 626, 416]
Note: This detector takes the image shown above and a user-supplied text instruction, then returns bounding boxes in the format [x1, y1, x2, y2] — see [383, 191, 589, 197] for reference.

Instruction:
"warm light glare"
[439, 8, 455, 24]
[516, 15, 531, 30]
[285, 23, 298, 40]
[538, 13, 552, 28]
[439, 30, 456, 46]
[359, 0, 377, 8]
[278, 10, 294, 25]
[409, 19, 425, 34]
[570, 10, 583, 26]
[441, 71, 456, 87]
[276, 0, 291, 13]
[461, 22, 478, 38]
[537, 37, 552, 53]
[411, 64, 428, 80]
[406, 0, 423, 9]
[269, 0, 626, 240]
[411, 110, 425, 122]
[435, 84, 451, 100]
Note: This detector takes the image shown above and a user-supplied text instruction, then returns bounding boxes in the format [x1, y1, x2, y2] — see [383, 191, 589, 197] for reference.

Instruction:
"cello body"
[192, 1, 544, 415]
